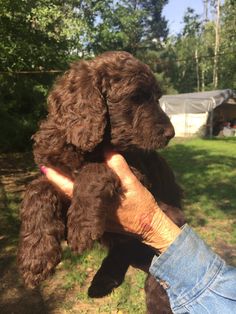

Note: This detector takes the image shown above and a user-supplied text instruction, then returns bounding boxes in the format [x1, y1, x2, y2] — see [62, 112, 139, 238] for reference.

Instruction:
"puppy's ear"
[48, 61, 107, 152]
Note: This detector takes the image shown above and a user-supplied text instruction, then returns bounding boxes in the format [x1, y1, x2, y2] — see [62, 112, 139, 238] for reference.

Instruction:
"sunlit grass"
[162, 137, 236, 251]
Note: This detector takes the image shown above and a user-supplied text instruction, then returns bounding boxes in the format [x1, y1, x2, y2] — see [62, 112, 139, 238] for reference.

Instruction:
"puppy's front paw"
[88, 274, 122, 298]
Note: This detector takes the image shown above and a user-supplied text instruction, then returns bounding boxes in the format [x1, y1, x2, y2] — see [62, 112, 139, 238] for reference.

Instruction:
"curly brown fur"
[145, 275, 173, 314]
[67, 163, 121, 253]
[18, 51, 185, 313]
[18, 177, 66, 287]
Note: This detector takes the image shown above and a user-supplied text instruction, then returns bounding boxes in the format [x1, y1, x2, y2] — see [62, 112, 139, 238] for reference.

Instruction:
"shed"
[159, 89, 236, 137]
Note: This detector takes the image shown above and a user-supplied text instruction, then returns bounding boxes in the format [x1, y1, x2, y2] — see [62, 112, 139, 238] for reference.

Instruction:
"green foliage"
[0, 72, 56, 151]
[0, 0, 70, 71]
[90, 0, 169, 54]
[0, 0, 82, 152]
[219, 0, 236, 89]
[172, 8, 202, 92]
[166, 1, 236, 92]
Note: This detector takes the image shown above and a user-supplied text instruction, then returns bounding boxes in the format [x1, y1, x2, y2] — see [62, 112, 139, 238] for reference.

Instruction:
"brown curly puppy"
[18, 51, 185, 313]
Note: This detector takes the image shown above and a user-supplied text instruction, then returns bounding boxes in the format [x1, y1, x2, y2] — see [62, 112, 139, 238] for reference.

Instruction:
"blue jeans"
[149, 225, 236, 313]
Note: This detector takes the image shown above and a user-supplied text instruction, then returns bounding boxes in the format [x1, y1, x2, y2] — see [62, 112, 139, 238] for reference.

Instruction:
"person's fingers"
[40, 166, 74, 198]
[105, 152, 138, 186]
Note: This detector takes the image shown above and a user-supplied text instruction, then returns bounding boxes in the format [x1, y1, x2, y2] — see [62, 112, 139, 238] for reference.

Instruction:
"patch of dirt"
[0, 152, 37, 193]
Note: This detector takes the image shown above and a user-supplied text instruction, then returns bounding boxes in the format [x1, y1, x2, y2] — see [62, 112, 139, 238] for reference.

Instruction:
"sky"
[163, 0, 204, 35]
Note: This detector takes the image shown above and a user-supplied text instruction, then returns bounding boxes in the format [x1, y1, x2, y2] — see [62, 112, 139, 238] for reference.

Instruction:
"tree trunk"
[195, 49, 200, 92]
[201, 67, 205, 91]
[213, 0, 221, 88]
[203, 0, 209, 22]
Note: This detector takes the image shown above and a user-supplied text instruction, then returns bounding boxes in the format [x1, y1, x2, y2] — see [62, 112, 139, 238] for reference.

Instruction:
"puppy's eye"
[131, 92, 152, 104]
[130, 94, 142, 103]
[112, 77, 121, 84]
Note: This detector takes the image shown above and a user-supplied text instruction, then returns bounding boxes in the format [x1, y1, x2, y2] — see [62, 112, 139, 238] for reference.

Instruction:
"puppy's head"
[95, 51, 174, 150]
[47, 51, 174, 152]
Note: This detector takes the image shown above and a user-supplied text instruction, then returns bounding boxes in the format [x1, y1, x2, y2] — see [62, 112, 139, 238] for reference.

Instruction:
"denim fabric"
[149, 225, 236, 313]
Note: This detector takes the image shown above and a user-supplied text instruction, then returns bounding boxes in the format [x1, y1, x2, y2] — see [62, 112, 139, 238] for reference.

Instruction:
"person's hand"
[41, 154, 181, 252]
[40, 165, 74, 198]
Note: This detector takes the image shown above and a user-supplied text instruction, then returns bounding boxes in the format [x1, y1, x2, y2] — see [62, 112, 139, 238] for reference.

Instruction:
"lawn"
[162, 137, 236, 255]
[0, 138, 236, 313]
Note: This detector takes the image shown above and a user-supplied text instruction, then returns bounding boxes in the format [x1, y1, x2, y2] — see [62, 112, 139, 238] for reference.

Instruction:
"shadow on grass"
[162, 142, 236, 226]
[209, 137, 236, 143]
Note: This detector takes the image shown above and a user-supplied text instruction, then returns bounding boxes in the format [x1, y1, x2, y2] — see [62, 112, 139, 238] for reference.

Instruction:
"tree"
[219, 0, 236, 89]
[137, 0, 169, 48]
[212, 0, 221, 88]
[167, 8, 202, 92]
[199, 20, 215, 91]
[90, 0, 169, 55]
[0, 0, 88, 151]
[90, 0, 144, 54]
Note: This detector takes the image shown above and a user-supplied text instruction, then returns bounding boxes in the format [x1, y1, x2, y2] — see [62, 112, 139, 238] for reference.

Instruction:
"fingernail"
[40, 165, 48, 174]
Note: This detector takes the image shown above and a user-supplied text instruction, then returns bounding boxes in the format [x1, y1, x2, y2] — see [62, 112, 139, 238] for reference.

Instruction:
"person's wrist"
[142, 208, 181, 253]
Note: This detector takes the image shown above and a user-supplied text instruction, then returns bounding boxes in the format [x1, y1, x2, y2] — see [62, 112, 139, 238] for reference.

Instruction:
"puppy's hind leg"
[18, 177, 65, 288]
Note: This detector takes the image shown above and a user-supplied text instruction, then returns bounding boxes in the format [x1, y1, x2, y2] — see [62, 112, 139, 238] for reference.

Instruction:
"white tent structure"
[160, 89, 236, 137]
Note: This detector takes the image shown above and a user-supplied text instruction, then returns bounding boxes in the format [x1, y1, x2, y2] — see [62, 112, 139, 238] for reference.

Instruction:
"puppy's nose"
[164, 125, 175, 139]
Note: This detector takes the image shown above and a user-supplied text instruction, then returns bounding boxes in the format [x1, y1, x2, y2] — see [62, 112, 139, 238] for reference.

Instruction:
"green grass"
[161, 137, 236, 252]
[61, 244, 107, 291]
[0, 138, 236, 313]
